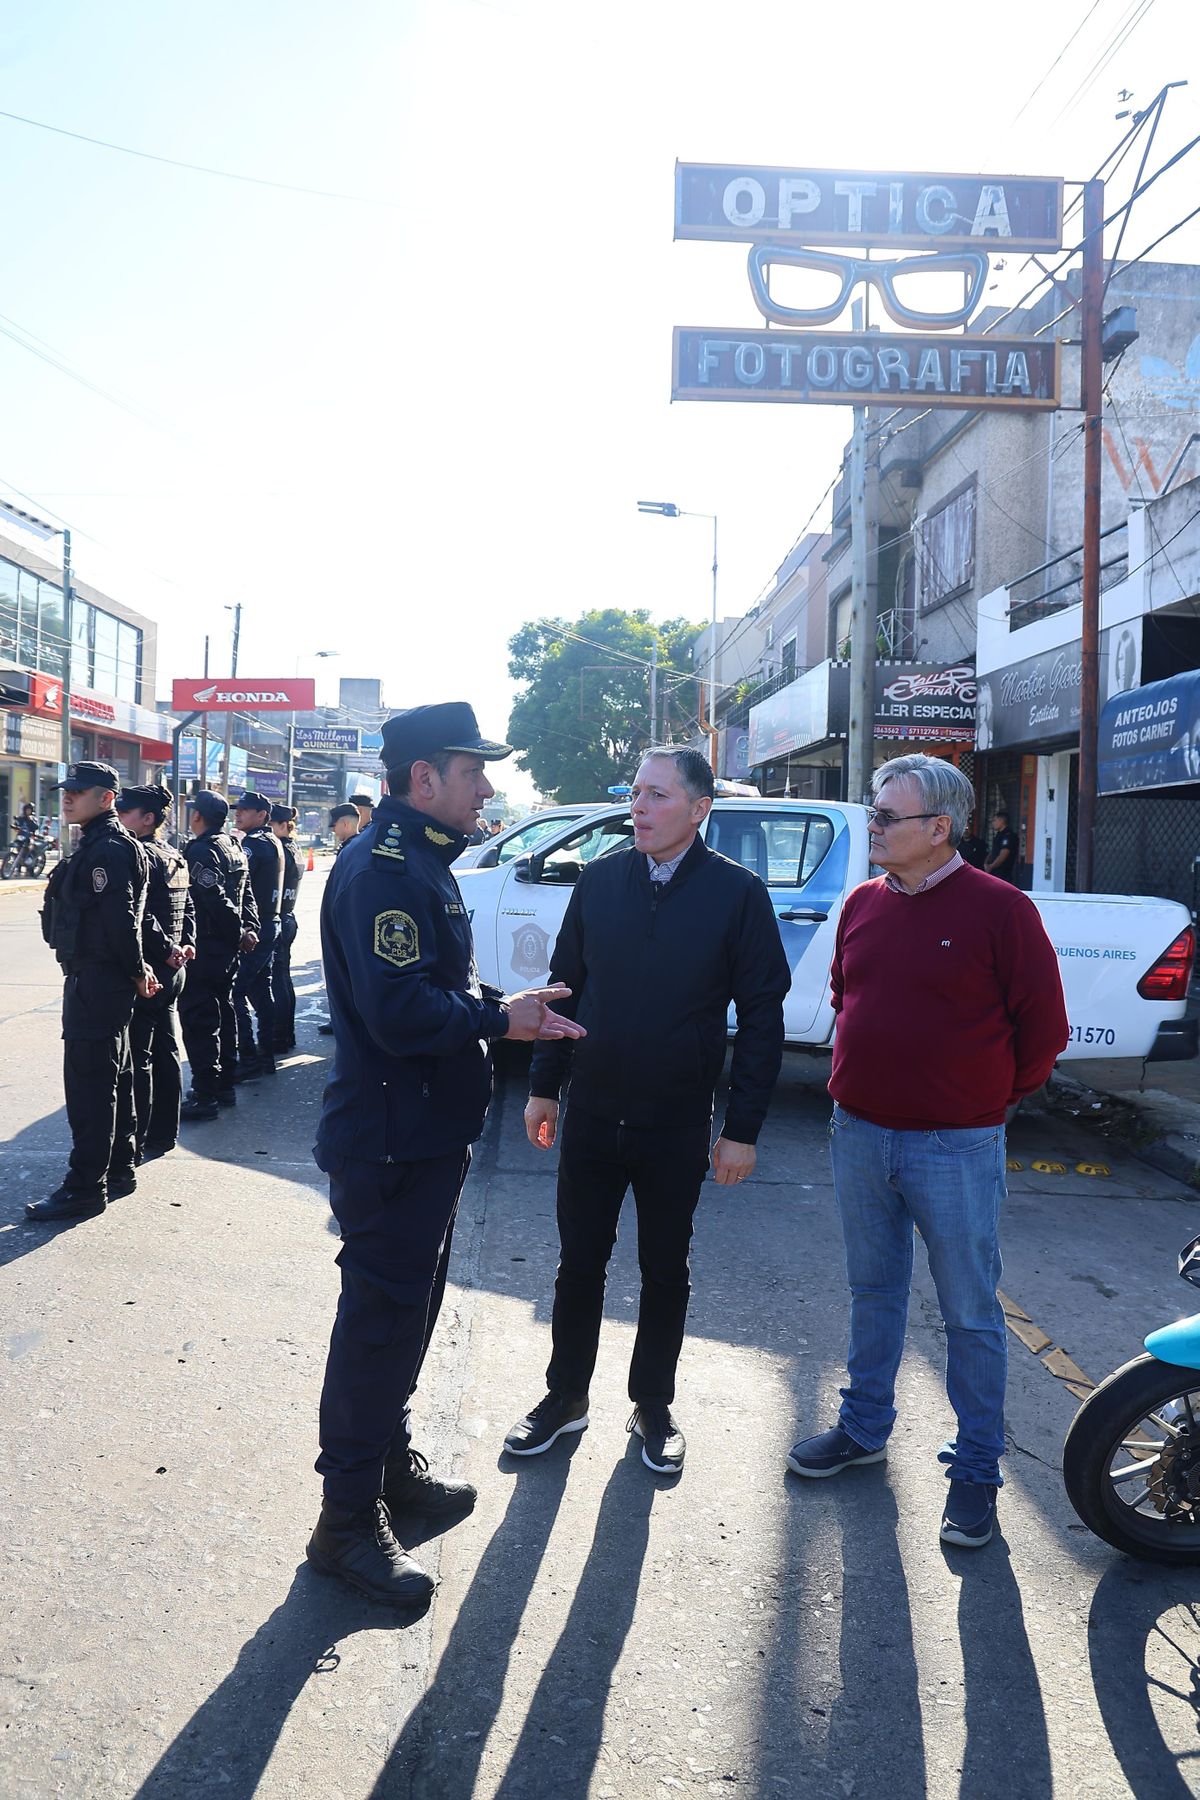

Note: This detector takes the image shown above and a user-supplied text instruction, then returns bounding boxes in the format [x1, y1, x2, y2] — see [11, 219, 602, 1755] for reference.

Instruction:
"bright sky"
[0, 0, 1197, 804]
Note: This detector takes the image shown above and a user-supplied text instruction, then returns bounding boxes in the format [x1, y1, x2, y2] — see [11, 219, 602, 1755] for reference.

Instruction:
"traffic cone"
[306, 848, 315, 872]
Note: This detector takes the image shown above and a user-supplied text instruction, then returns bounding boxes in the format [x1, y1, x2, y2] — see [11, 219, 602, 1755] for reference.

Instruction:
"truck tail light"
[1137, 926, 1196, 1002]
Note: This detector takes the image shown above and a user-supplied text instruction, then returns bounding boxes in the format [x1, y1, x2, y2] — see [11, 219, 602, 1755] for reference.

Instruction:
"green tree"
[507, 609, 702, 802]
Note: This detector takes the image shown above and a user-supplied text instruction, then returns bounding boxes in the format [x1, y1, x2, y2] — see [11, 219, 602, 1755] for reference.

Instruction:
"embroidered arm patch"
[374, 910, 420, 969]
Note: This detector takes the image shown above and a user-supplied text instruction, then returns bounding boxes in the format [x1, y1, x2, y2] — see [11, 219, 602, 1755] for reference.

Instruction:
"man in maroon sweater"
[787, 754, 1068, 1548]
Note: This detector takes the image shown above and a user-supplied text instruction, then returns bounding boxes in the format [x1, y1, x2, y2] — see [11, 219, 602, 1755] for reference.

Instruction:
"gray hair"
[639, 747, 715, 802]
[872, 754, 975, 847]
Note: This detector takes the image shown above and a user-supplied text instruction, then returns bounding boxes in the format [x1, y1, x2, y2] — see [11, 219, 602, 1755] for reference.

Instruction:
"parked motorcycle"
[1063, 1232, 1200, 1563]
[1, 824, 53, 880]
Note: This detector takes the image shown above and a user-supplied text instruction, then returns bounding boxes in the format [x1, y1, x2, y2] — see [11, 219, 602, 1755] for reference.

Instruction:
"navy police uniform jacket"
[185, 829, 257, 961]
[40, 811, 149, 1039]
[314, 797, 509, 1171]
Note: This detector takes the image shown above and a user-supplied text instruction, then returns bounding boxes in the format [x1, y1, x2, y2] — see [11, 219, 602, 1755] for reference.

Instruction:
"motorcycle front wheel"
[0, 848, 19, 880]
[25, 846, 46, 877]
[1063, 1353, 1200, 1564]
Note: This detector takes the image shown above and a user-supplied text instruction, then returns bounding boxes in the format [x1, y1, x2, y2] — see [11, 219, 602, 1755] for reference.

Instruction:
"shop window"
[71, 603, 92, 690]
[17, 570, 38, 667]
[917, 479, 976, 612]
[93, 610, 119, 694]
[781, 636, 797, 681]
[37, 578, 66, 681]
[116, 620, 141, 701]
[0, 560, 17, 661]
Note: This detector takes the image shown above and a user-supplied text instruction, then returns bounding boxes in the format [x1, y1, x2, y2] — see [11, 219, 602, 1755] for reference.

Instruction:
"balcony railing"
[1007, 520, 1129, 629]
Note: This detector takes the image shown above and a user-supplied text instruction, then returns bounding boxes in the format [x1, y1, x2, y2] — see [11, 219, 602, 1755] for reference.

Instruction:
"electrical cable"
[1054, 0, 1158, 123]
[1010, 0, 1105, 126]
[0, 106, 399, 207]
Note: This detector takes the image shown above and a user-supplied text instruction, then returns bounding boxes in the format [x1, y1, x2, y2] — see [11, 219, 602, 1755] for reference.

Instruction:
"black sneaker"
[786, 1426, 888, 1478]
[140, 1140, 176, 1162]
[216, 1088, 237, 1107]
[317, 1022, 334, 1036]
[107, 1174, 138, 1201]
[305, 1499, 435, 1606]
[504, 1392, 589, 1456]
[231, 1059, 262, 1084]
[257, 1055, 277, 1075]
[383, 1448, 477, 1517]
[940, 1480, 997, 1548]
[180, 1096, 220, 1122]
[26, 1185, 106, 1222]
[628, 1404, 685, 1474]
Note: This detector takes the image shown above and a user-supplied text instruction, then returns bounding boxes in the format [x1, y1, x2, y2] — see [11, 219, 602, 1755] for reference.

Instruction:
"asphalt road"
[3, 872, 1200, 1800]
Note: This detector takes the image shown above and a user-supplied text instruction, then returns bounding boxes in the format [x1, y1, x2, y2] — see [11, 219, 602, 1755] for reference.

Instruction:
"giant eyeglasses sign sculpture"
[672, 163, 1065, 411]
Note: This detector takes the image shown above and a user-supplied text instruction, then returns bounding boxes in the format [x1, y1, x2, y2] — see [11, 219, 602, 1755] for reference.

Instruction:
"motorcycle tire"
[0, 849, 19, 880]
[27, 847, 46, 877]
[1063, 1352, 1200, 1564]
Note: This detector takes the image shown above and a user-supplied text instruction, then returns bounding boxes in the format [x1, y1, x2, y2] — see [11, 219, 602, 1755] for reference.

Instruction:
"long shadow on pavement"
[131, 1566, 429, 1799]
[1088, 1565, 1200, 1798]
[371, 1436, 584, 1797]
[951, 1530, 1052, 1797]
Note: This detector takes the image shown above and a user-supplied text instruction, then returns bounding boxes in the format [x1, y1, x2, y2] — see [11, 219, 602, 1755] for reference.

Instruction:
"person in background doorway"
[985, 809, 1021, 884]
[959, 819, 988, 870]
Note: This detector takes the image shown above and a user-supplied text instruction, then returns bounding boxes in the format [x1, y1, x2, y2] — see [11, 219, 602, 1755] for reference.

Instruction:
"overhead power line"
[0, 106, 399, 207]
[1010, 0, 1104, 125]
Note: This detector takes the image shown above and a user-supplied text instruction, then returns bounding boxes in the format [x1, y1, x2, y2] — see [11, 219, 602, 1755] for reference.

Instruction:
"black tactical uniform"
[118, 784, 197, 1159]
[233, 793, 285, 1072]
[305, 703, 512, 1607]
[270, 805, 304, 1052]
[179, 792, 258, 1116]
[29, 762, 150, 1221]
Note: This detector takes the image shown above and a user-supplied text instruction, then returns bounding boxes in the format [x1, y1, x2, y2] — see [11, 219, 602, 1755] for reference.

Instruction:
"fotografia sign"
[293, 726, 361, 752]
[673, 328, 1060, 411]
[675, 164, 1064, 252]
[171, 677, 316, 713]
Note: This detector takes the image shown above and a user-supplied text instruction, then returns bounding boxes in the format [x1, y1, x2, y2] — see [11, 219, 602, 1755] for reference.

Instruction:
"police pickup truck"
[456, 797, 1196, 1065]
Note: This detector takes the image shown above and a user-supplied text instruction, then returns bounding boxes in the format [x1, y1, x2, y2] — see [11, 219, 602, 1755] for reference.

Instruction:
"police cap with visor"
[115, 782, 173, 814]
[190, 790, 229, 826]
[380, 702, 512, 768]
[53, 760, 120, 792]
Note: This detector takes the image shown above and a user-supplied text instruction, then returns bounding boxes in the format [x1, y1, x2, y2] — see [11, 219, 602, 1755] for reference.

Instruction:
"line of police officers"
[29, 762, 301, 1220]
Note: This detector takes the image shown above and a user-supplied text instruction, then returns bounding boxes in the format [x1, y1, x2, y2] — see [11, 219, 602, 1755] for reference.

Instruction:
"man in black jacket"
[180, 791, 258, 1122]
[116, 783, 196, 1160]
[506, 748, 791, 1476]
[270, 803, 303, 1052]
[232, 791, 285, 1078]
[29, 761, 157, 1222]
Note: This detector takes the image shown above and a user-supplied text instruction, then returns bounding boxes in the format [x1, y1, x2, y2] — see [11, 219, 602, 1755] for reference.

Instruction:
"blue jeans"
[828, 1103, 1008, 1487]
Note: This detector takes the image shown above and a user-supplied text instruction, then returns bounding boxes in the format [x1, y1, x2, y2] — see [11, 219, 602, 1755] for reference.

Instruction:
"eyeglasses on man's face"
[866, 807, 947, 829]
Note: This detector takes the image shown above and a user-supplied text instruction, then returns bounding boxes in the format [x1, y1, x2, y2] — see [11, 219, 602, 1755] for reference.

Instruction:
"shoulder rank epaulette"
[372, 822, 407, 867]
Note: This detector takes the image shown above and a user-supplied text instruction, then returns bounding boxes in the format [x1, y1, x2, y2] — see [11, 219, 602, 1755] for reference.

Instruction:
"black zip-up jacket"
[529, 837, 790, 1144]
[314, 798, 510, 1170]
[185, 828, 256, 959]
[242, 825, 284, 933]
[139, 836, 196, 995]
[279, 839, 303, 918]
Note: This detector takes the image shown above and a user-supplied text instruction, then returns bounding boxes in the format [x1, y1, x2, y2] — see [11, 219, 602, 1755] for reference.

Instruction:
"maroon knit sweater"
[828, 864, 1069, 1130]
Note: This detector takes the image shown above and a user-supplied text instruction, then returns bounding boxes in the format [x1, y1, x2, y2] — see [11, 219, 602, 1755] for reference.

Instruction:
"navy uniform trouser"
[234, 923, 278, 1060]
[546, 1104, 711, 1408]
[316, 1148, 472, 1512]
[179, 953, 237, 1098]
[130, 981, 183, 1152]
[271, 912, 298, 1044]
[61, 970, 137, 1197]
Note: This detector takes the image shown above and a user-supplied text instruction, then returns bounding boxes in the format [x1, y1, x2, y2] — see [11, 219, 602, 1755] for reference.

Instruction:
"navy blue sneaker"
[940, 1480, 997, 1548]
[786, 1426, 887, 1479]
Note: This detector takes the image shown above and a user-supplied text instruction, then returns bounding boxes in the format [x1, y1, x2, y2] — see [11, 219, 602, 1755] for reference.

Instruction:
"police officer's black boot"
[26, 1184, 106, 1222]
[180, 1093, 220, 1122]
[383, 1448, 478, 1519]
[305, 1498, 435, 1607]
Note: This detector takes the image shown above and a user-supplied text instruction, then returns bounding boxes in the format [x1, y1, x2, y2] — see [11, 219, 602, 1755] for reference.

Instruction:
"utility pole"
[58, 528, 73, 857]
[219, 602, 242, 796]
[707, 515, 719, 774]
[846, 319, 879, 806]
[649, 639, 658, 748]
[199, 634, 210, 793]
[1076, 177, 1105, 892]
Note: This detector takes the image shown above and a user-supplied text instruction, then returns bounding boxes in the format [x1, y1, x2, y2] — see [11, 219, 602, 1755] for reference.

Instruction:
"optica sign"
[171, 678, 316, 712]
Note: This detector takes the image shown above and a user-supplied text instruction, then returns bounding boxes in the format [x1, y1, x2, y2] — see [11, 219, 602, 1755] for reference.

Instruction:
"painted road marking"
[997, 1286, 1096, 1396]
[1075, 1161, 1111, 1177]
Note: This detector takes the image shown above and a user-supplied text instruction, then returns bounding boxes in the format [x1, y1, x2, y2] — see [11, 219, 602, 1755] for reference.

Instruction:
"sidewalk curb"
[1046, 1069, 1200, 1190]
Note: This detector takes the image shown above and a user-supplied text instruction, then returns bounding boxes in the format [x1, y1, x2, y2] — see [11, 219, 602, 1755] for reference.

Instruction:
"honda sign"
[171, 677, 316, 712]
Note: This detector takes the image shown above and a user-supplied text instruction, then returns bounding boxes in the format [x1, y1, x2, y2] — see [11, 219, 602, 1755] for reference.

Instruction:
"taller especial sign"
[671, 161, 1064, 414]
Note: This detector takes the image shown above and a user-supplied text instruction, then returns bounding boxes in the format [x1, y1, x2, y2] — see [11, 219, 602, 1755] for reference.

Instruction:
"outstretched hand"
[503, 985, 587, 1043]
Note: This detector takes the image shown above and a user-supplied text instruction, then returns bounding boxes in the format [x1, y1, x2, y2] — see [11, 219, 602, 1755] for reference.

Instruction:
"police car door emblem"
[374, 910, 420, 969]
[92, 867, 108, 892]
[510, 922, 550, 982]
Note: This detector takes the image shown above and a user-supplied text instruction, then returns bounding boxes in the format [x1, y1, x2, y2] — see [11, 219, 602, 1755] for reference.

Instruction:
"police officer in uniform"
[29, 761, 157, 1222]
[116, 782, 196, 1160]
[306, 702, 584, 1605]
[232, 791, 284, 1078]
[270, 803, 303, 1053]
[179, 791, 259, 1122]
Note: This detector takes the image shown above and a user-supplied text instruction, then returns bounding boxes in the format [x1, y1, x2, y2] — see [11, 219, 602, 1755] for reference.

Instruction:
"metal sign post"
[1076, 177, 1105, 892]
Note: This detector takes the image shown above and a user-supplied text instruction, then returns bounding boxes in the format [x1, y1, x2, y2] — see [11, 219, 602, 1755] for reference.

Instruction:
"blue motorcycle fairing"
[1144, 1315, 1200, 1369]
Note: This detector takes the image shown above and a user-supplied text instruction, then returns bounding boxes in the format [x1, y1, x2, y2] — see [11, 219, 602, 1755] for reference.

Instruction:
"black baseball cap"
[116, 782, 172, 813]
[53, 760, 120, 793]
[348, 792, 374, 807]
[270, 803, 298, 823]
[191, 790, 229, 826]
[379, 703, 511, 769]
[235, 791, 272, 813]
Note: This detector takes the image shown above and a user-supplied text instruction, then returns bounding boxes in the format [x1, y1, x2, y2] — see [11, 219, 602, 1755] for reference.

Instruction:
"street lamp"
[0, 499, 74, 855]
[637, 500, 719, 773]
[288, 650, 340, 807]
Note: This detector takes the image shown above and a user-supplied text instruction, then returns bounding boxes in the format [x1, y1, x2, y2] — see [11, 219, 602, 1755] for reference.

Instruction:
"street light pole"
[219, 602, 242, 796]
[637, 500, 720, 773]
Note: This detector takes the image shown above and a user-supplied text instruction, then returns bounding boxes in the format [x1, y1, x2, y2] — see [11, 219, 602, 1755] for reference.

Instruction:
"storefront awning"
[1098, 668, 1200, 794]
[748, 659, 976, 764]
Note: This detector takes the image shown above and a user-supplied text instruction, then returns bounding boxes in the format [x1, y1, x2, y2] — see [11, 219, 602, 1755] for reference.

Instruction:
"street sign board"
[171, 677, 316, 712]
[673, 328, 1060, 410]
[293, 726, 361, 752]
[675, 164, 1064, 252]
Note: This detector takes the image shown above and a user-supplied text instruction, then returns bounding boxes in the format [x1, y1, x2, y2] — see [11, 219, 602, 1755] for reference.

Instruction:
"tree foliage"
[506, 609, 702, 802]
